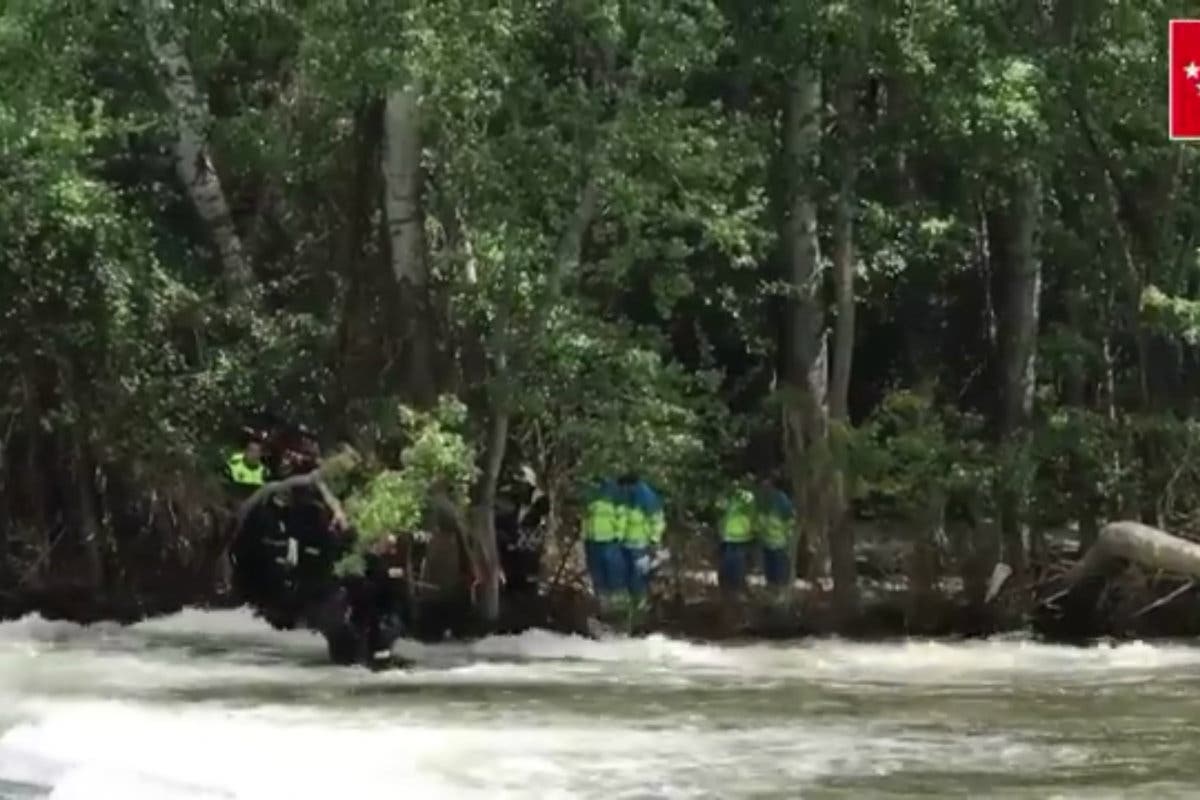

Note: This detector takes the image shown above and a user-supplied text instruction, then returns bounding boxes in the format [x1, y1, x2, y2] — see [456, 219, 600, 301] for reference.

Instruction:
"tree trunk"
[907, 492, 945, 628]
[780, 62, 829, 580]
[18, 371, 50, 572]
[996, 167, 1042, 577]
[450, 197, 505, 625]
[1061, 290, 1101, 552]
[382, 83, 437, 406]
[1072, 104, 1150, 409]
[143, 0, 253, 303]
[550, 177, 601, 296]
[336, 97, 387, 399]
[469, 402, 509, 623]
[827, 75, 859, 620]
[71, 433, 104, 591]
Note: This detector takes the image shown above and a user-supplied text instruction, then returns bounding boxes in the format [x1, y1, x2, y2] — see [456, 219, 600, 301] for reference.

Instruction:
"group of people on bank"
[582, 472, 796, 617]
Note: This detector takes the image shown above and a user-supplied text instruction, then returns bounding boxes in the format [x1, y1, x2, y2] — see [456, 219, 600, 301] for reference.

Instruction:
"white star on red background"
[1186, 61, 1200, 93]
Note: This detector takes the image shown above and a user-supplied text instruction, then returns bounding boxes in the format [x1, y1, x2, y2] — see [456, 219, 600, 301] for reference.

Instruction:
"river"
[1, 609, 1199, 798]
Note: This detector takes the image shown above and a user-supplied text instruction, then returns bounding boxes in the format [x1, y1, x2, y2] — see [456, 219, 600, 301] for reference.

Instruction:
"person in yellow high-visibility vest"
[615, 472, 665, 625]
[754, 479, 795, 600]
[225, 436, 267, 498]
[717, 483, 756, 595]
[582, 479, 623, 614]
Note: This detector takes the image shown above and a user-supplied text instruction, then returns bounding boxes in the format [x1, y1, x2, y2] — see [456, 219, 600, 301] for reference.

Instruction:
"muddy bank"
[503, 568, 1200, 644]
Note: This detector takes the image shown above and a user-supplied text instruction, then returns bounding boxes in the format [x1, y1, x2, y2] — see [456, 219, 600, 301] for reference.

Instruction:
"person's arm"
[315, 479, 349, 532]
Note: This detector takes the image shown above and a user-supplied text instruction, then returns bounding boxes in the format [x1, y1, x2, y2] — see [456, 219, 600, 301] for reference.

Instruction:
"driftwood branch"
[1131, 579, 1195, 619]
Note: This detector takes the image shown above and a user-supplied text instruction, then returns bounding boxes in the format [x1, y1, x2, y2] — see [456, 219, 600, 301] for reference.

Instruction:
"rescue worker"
[225, 434, 267, 497]
[615, 472, 666, 626]
[717, 477, 795, 602]
[227, 429, 287, 617]
[582, 478, 623, 615]
[717, 481, 756, 595]
[755, 479, 795, 602]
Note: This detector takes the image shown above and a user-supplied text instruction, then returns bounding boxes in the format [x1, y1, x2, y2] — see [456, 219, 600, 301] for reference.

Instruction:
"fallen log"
[1032, 521, 1200, 638]
[1061, 520, 1200, 588]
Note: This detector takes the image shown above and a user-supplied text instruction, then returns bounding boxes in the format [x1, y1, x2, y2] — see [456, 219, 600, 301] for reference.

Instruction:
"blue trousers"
[621, 545, 650, 601]
[719, 541, 751, 591]
[762, 546, 792, 587]
[584, 540, 622, 594]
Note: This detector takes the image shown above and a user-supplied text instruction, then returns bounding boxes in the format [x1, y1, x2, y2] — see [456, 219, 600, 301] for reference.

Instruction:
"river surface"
[1, 609, 1200, 798]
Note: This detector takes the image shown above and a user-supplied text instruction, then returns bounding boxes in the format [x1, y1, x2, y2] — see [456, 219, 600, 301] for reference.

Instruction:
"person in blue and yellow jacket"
[755, 478, 795, 592]
[615, 472, 666, 617]
[582, 478, 624, 613]
[717, 481, 756, 594]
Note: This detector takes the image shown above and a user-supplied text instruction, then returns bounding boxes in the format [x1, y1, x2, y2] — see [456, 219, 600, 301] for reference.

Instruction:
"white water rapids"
[3, 608, 1200, 798]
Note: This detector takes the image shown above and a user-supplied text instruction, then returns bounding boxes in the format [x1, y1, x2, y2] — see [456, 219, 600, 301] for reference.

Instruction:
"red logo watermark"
[1170, 19, 1200, 140]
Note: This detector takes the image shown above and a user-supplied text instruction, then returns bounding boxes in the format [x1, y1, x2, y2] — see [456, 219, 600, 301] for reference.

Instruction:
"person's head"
[617, 472, 639, 487]
[243, 439, 263, 467]
[285, 429, 321, 474]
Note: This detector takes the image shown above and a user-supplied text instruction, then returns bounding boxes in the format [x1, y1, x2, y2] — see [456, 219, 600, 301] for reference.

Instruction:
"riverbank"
[7, 554, 1200, 646]
[448, 568, 1200, 644]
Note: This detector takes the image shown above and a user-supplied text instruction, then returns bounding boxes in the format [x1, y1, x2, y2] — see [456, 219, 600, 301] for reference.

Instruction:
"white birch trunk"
[780, 62, 830, 582]
[382, 83, 435, 402]
[143, 0, 253, 300]
[997, 167, 1043, 574]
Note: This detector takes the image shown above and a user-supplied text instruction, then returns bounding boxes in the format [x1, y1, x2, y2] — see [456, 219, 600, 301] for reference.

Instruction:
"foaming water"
[2, 608, 1200, 798]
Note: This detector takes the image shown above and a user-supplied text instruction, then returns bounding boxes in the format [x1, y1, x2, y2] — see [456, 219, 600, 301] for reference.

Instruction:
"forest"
[3, 0, 1200, 635]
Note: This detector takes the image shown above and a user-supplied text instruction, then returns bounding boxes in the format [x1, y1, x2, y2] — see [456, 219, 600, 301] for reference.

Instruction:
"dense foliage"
[4, 0, 1200, 618]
